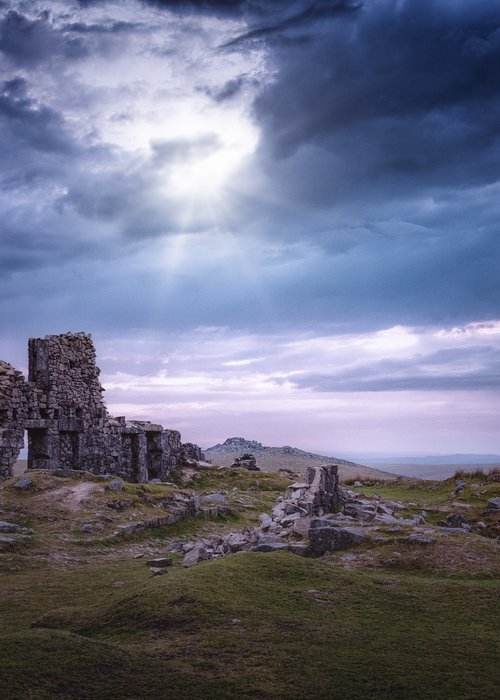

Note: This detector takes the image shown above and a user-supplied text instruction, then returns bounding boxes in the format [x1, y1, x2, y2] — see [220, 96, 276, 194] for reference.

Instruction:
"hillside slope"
[205, 437, 400, 481]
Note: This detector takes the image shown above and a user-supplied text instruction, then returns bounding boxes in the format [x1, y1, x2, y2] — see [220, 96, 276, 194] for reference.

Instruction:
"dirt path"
[38, 482, 97, 512]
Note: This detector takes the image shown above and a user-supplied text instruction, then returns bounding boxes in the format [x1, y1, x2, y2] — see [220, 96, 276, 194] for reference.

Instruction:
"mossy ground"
[0, 468, 499, 699]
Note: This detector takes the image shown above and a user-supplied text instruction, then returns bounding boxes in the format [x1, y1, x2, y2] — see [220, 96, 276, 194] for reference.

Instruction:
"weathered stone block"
[308, 526, 364, 555]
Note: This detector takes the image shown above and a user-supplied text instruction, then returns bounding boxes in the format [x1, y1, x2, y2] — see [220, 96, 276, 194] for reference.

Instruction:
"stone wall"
[0, 361, 29, 480]
[0, 332, 201, 482]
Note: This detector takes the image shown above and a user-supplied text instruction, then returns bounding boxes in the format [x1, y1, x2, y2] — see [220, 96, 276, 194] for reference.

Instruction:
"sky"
[0, 0, 499, 457]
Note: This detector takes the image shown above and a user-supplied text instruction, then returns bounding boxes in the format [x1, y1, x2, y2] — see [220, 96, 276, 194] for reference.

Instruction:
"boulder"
[14, 478, 33, 491]
[224, 533, 249, 553]
[438, 513, 471, 530]
[183, 543, 211, 567]
[107, 479, 123, 492]
[486, 497, 500, 511]
[231, 453, 260, 471]
[343, 502, 376, 521]
[308, 525, 364, 555]
[200, 493, 228, 506]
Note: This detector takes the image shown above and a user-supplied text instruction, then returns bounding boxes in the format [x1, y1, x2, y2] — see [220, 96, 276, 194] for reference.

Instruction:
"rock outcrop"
[231, 452, 259, 471]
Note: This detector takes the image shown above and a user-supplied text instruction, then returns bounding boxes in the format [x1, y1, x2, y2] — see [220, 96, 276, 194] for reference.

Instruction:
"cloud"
[253, 0, 500, 195]
[293, 346, 500, 392]
[0, 77, 77, 157]
[0, 0, 498, 346]
[223, 0, 361, 48]
[139, 0, 248, 15]
[0, 9, 91, 64]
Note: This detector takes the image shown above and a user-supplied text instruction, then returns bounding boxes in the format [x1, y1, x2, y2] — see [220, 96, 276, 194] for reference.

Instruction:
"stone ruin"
[180, 465, 344, 566]
[0, 332, 202, 483]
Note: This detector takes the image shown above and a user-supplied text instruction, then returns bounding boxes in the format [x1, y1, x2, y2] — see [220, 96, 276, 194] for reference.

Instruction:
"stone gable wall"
[0, 332, 202, 482]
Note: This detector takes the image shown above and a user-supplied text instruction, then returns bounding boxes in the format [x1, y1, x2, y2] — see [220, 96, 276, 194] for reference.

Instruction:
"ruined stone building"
[0, 333, 202, 482]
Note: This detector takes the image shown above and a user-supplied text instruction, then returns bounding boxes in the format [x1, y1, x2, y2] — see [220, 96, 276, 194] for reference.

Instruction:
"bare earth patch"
[37, 482, 98, 512]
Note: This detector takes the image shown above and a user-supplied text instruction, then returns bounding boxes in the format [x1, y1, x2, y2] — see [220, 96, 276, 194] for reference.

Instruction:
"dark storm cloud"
[293, 346, 500, 392]
[63, 20, 143, 34]
[0, 10, 91, 64]
[223, 0, 360, 47]
[253, 0, 500, 182]
[0, 77, 76, 157]
[0, 0, 499, 343]
[140, 0, 248, 14]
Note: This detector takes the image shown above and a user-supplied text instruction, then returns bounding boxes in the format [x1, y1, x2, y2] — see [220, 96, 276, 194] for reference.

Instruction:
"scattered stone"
[149, 567, 167, 576]
[399, 535, 434, 545]
[486, 497, 500, 511]
[258, 513, 272, 529]
[183, 543, 211, 567]
[106, 499, 131, 511]
[292, 517, 311, 536]
[80, 523, 94, 533]
[288, 543, 309, 557]
[117, 522, 143, 535]
[107, 479, 124, 492]
[14, 478, 33, 491]
[0, 521, 22, 533]
[133, 553, 145, 559]
[200, 493, 228, 506]
[0, 533, 33, 549]
[280, 512, 302, 527]
[250, 542, 288, 553]
[353, 481, 362, 487]
[146, 557, 172, 568]
[225, 533, 249, 553]
[438, 513, 471, 530]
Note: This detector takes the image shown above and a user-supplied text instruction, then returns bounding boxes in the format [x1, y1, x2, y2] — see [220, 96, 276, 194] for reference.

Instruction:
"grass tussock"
[453, 466, 500, 481]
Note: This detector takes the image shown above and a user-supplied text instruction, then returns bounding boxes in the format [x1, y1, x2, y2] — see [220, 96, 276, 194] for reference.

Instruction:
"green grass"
[0, 553, 499, 699]
[1, 468, 499, 699]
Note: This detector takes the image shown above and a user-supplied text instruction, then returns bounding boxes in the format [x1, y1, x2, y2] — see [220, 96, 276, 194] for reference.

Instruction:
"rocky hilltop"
[205, 437, 399, 481]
